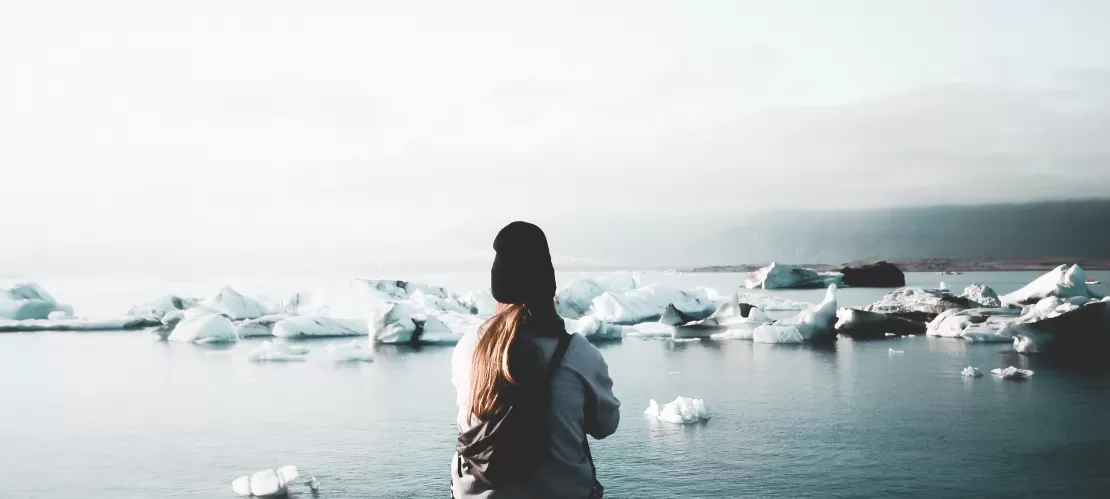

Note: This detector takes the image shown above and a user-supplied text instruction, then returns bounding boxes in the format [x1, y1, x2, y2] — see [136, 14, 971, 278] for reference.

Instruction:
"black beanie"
[491, 221, 557, 305]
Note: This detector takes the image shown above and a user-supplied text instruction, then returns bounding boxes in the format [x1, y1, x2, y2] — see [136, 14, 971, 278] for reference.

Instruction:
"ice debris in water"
[644, 397, 709, 424]
[992, 366, 1034, 380]
[232, 465, 298, 497]
[246, 341, 309, 362]
[888, 348, 905, 355]
[906, 334, 916, 337]
[305, 476, 320, 491]
[325, 340, 375, 362]
[884, 333, 896, 337]
[961, 366, 983, 378]
[668, 372, 681, 375]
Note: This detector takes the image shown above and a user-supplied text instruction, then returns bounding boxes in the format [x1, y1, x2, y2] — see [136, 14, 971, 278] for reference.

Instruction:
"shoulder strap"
[547, 332, 573, 382]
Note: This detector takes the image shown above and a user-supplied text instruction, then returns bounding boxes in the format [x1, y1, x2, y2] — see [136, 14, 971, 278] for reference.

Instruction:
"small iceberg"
[644, 396, 710, 424]
[888, 348, 905, 355]
[167, 313, 238, 343]
[743, 262, 842, 290]
[273, 316, 366, 338]
[232, 465, 299, 497]
[246, 341, 310, 362]
[1001, 264, 1100, 306]
[325, 340, 375, 362]
[1, 283, 73, 320]
[961, 366, 983, 378]
[305, 476, 320, 491]
[991, 366, 1034, 380]
[752, 284, 838, 343]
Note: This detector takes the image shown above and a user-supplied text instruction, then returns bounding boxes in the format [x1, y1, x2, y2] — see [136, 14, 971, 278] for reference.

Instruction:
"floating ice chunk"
[866, 287, 981, 322]
[0, 283, 72, 320]
[1009, 301, 1110, 354]
[127, 295, 199, 322]
[961, 366, 983, 377]
[644, 397, 709, 424]
[47, 309, 72, 319]
[232, 475, 251, 496]
[888, 348, 905, 355]
[960, 284, 1002, 308]
[325, 340, 375, 362]
[907, 334, 916, 337]
[201, 287, 269, 320]
[926, 307, 1021, 340]
[232, 465, 299, 497]
[624, 322, 676, 339]
[305, 476, 320, 491]
[273, 316, 366, 338]
[885, 332, 896, 337]
[591, 284, 714, 325]
[555, 278, 607, 319]
[669, 372, 681, 375]
[246, 341, 309, 362]
[370, 302, 419, 343]
[235, 314, 288, 337]
[759, 285, 838, 342]
[991, 366, 1034, 380]
[1002, 264, 1100, 306]
[167, 313, 238, 343]
[743, 262, 843, 290]
[565, 315, 624, 342]
[938, 281, 949, 291]
[0, 316, 155, 332]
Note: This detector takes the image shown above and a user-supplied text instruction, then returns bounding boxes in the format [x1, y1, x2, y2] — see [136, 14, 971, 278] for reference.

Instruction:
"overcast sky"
[6, 0, 1110, 275]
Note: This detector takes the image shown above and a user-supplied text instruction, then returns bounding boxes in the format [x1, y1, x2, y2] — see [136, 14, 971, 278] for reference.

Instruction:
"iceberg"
[0, 283, 73, 320]
[753, 285, 838, 343]
[834, 308, 926, 338]
[232, 465, 299, 497]
[960, 283, 1001, 308]
[991, 366, 1034, 380]
[371, 302, 419, 344]
[0, 316, 156, 332]
[925, 308, 1022, 340]
[245, 341, 310, 362]
[423, 312, 484, 344]
[591, 284, 714, 325]
[1008, 301, 1110, 354]
[235, 314, 288, 338]
[408, 289, 471, 315]
[565, 315, 624, 342]
[962, 366, 983, 377]
[272, 316, 366, 338]
[325, 340, 375, 362]
[458, 289, 496, 316]
[1002, 264, 1100, 306]
[201, 287, 269, 320]
[167, 313, 238, 343]
[644, 397, 709, 424]
[888, 348, 905, 355]
[864, 287, 981, 322]
[743, 262, 842, 290]
[127, 295, 199, 322]
[554, 278, 606, 319]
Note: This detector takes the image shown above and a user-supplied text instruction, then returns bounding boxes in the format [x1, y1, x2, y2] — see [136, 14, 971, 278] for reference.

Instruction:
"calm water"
[2, 271, 1109, 499]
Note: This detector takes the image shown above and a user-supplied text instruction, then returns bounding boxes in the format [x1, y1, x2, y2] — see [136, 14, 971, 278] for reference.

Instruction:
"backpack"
[456, 330, 574, 489]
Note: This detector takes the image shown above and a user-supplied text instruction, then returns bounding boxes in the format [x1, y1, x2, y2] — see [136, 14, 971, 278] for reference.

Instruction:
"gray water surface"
[2, 271, 1109, 499]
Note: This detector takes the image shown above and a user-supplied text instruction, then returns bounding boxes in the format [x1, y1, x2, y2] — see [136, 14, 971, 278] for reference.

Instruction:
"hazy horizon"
[6, 1, 1110, 277]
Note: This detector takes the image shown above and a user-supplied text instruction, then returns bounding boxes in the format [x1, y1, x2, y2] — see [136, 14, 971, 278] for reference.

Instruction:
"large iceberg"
[591, 284, 714, 325]
[864, 286, 981, 322]
[1008, 301, 1110, 354]
[0, 316, 155, 332]
[834, 308, 926, 337]
[0, 283, 73, 320]
[167, 313, 238, 343]
[644, 397, 710, 424]
[273, 316, 366, 338]
[1001, 264, 1101, 306]
[201, 287, 269, 320]
[753, 285, 838, 343]
[743, 263, 842, 290]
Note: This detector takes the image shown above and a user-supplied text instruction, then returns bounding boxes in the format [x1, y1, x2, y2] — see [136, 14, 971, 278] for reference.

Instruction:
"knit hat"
[490, 221, 557, 305]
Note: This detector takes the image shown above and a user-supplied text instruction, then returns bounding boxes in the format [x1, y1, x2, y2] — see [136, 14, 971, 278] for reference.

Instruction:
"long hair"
[469, 302, 526, 421]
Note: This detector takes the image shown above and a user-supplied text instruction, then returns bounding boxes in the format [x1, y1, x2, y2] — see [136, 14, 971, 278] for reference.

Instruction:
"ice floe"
[167, 313, 238, 343]
[245, 341, 310, 362]
[0, 316, 155, 332]
[644, 397, 710, 424]
[864, 286, 981, 322]
[325, 340, 375, 362]
[273, 316, 366, 338]
[232, 465, 299, 497]
[591, 284, 714, 325]
[1, 283, 73, 320]
[1001, 264, 1101, 306]
[962, 366, 983, 377]
[991, 366, 1034, 380]
[743, 262, 842, 290]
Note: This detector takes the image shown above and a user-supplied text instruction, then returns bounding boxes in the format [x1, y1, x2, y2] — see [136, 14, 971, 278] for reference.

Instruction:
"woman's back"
[450, 318, 620, 499]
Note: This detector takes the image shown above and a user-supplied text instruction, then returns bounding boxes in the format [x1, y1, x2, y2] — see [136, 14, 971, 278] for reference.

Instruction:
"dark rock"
[840, 261, 906, 288]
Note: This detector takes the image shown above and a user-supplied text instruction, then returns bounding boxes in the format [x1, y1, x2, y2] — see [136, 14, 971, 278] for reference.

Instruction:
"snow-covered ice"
[743, 262, 842, 290]
[201, 287, 269, 320]
[591, 284, 714, 325]
[644, 397, 709, 424]
[167, 313, 238, 343]
[273, 316, 366, 338]
[992, 366, 1034, 380]
[1002, 264, 1100, 306]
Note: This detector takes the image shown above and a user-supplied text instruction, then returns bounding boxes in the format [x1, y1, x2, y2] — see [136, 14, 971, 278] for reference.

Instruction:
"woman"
[451, 221, 620, 498]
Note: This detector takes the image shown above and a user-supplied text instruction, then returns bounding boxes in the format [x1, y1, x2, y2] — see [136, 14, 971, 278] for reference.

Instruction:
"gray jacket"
[450, 330, 620, 499]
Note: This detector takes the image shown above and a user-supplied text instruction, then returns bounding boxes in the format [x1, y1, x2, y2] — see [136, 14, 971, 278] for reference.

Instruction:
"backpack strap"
[547, 332, 573, 381]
